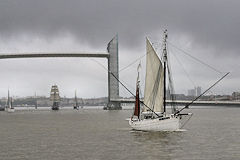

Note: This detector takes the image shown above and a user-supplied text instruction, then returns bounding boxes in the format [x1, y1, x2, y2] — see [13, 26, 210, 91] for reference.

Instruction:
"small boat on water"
[73, 90, 79, 110]
[5, 90, 15, 113]
[0, 106, 5, 111]
[128, 30, 228, 131]
[80, 98, 84, 109]
[50, 85, 60, 110]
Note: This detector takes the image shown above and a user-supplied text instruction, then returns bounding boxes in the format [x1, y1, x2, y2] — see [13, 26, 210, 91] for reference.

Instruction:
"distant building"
[232, 92, 240, 100]
[188, 89, 196, 96]
[172, 94, 186, 100]
[196, 86, 201, 96]
[188, 86, 202, 97]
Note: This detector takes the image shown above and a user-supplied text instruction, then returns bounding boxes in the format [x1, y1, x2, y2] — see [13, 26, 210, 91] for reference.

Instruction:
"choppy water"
[0, 107, 240, 160]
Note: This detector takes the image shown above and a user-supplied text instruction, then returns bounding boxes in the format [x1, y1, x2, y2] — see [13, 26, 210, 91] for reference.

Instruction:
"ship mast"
[7, 89, 10, 107]
[163, 30, 168, 113]
[75, 90, 78, 106]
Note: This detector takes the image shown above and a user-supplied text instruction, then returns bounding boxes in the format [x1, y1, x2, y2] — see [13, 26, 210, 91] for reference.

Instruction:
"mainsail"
[143, 38, 164, 113]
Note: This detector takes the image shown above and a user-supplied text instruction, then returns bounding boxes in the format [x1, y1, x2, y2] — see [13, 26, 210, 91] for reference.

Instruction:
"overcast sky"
[0, 0, 239, 98]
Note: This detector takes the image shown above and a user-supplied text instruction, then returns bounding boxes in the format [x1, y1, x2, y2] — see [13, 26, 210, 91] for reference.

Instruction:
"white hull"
[129, 114, 191, 131]
[5, 108, 15, 113]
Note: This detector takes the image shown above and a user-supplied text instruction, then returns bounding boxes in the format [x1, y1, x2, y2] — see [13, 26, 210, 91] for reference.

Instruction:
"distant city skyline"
[187, 86, 202, 97]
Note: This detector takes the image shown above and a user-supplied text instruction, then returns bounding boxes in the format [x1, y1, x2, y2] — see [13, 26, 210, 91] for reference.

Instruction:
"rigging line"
[168, 41, 222, 74]
[166, 42, 175, 93]
[152, 42, 163, 54]
[110, 70, 161, 117]
[119, 54, 146, 72]
[180, 113, 193, 129]
[118, 75, 136, 92]
[90, 59, 135, 91]
[148, 40, 164, 59]
[175, 72, 230, 114]
[170, 47, 196, 87]
[166, 40, 178, 113]
[90, 58, 160, 117]
[119, 37, 163, 73]
[167, 66, 178, 112]
[90, 58, 108, 71]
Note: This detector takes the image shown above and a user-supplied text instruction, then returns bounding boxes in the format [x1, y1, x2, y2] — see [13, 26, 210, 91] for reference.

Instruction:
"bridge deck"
[0, 53, 109, 59]
[111, 98, 240, 107]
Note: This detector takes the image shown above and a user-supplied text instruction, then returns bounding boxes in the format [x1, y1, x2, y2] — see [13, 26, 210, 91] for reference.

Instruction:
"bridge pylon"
[105, 35, 121, 110]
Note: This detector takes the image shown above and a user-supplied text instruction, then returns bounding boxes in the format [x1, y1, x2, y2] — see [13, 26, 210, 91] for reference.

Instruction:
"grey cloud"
[0, 0, 239, 53]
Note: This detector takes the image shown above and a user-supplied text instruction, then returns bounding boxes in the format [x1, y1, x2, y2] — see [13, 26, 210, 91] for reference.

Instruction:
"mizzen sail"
[134, 85, 140, 118]
[143, 38, 164, 113]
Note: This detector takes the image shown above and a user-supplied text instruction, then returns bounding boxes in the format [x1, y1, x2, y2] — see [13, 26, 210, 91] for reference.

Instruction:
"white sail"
[50, 85, 60, 102]
[143, 38, 164, 113]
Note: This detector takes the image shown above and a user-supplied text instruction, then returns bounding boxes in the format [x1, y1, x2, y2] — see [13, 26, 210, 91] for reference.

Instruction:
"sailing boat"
[50, 85, 60, 110]
[5, 90, 15, 113]
[35, 92, 38, 109]
[80, 98, 84, 109]
[73, 90, 79, 110]
[129, 30, 192, 131]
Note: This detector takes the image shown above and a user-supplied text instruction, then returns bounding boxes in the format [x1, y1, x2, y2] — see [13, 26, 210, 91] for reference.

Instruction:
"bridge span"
[110, 98, 240, 107]
[0, 53, 109, 59]
[0, 35, 121, 109]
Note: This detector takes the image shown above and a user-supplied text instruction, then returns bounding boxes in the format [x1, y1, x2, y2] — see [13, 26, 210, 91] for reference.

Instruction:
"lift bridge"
[1, 35, 240, 109]
[0, 35, 121, 109]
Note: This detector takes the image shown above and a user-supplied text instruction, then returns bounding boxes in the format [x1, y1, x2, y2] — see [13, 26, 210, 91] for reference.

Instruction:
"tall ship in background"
[5, 90, 15, 113]
[50, 85, 60, 110]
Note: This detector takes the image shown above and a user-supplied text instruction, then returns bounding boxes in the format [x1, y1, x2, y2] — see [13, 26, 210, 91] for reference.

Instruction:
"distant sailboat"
[50, 85, 60, 110]
[5, 90, 15, 113]
[81, 98, 84, 109]
[0, 106, 4, 111]
[35, 92, 38, 109]
[73, 90, 79, 110]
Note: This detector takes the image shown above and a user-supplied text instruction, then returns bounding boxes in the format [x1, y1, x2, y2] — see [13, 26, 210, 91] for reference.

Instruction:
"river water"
[0, 107, 239, 160]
